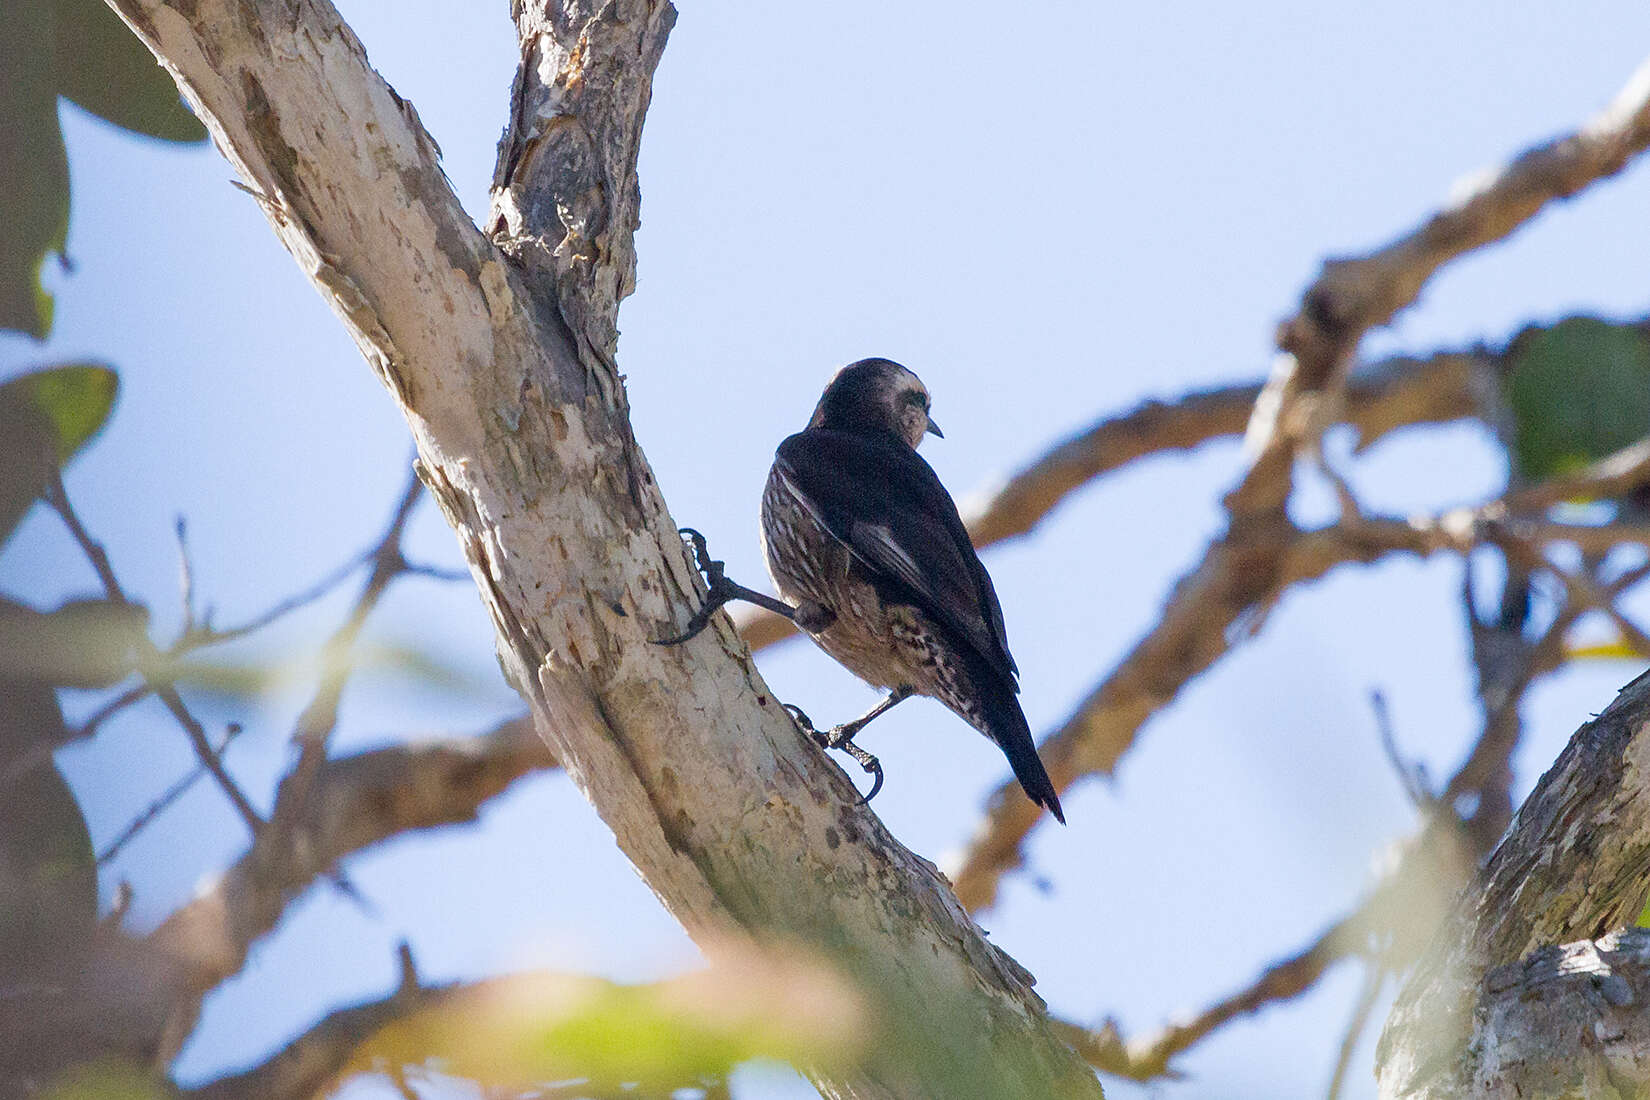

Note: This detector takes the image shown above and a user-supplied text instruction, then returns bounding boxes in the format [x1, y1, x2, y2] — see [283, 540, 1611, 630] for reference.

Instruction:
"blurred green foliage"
[0, 363, 118, 541]
[0, 363, 122, 985]
[0, 0, 205, 339]
[1504, 317, 1650, 481]
[353, 949, 867, 1097]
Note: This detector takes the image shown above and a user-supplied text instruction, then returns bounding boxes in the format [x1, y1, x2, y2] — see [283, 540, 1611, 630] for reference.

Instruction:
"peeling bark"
[102, 0, 1102, 1095]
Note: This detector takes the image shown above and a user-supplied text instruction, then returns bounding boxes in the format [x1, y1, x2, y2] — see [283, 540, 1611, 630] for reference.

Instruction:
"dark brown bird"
[660, 358, 1063, 823]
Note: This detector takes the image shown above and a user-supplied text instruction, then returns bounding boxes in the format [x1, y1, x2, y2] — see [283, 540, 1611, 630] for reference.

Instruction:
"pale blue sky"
[5, 5, 1650, 1098]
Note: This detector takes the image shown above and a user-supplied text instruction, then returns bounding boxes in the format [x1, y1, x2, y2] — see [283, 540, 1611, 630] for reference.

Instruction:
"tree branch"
[948, 52, 1650, 907]
[1460, 929, 1650, 1097]
[1378, 668, 1650, 1097]
[948, 514, 1650, 910]
[146, 716, 551, 1053]
[180, 970, 453, 1100]
[1057, 551, 1650, 1085]
[1244, 54, 1650, 515]
[107, 1, 1102, 1095]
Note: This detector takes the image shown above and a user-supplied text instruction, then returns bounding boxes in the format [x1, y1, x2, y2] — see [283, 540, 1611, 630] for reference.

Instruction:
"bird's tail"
[960, 651, 1065, 824]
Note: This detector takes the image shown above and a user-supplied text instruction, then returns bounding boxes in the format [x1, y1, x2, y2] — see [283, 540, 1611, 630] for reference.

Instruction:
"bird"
[658, 357, 1064, 823]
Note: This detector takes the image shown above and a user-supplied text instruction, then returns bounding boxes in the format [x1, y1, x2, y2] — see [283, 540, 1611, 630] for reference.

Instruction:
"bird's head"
[807, 358, 943, 449]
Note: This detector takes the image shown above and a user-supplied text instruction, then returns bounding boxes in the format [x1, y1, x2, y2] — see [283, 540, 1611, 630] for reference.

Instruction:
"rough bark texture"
[1378, 670, 1650, 1098]
[1468, 930, 1650, 1098]
[102, 1, 1103, 1096]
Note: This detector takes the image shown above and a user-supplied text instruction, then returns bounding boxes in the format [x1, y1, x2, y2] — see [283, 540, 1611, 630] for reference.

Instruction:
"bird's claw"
[785, 704, 884, 804]
[677, 527, 721, 582]
[653, 528, 733, 645]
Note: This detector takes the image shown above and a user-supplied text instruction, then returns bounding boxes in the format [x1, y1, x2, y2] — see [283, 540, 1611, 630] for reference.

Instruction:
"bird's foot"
[654, 528, 796, 645]
[784, 703, 884, 804]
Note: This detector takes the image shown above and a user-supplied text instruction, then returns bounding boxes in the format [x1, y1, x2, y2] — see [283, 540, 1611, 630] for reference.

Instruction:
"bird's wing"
[773, 430, 1019, 685]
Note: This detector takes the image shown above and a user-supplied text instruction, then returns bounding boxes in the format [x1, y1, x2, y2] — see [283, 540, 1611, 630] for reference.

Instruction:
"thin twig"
[1371, 689, 1430, 807]
[400, 561, 470, 583]
[46, 469, 265, 834]
[172, 550, 368, 653]
[175, 516, 199, 634]
[98, 723, 245, 864]
[1326, 961, 1386, 1100]
[75, 682, 152, 738]
[148, 714, 551, 1057]
[290, 469, 422, 757]
[44, 471, 126, 599]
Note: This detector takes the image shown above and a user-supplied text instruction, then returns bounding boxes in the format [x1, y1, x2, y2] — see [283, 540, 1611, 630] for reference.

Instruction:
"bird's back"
[760, 429, 1064, 822]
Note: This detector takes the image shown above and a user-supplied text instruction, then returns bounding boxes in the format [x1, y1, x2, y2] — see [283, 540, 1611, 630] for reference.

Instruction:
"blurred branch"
[147, 715, 551, 1056]
[97, 721, 245, 865]
[181, 960, 466, 1100]
[1051, 545, 1645, 1082]
[1502, 434, 1650, 513]
[951, 490, 1650, 908]
[1060, 911, 1366, 1082]
[1327, 963, 1386, 1100]
[272, 469, 424, 840]
[1244, 53, 1650, 515]
[949, 44, 1650, 905]
[735, 346, 1495, 650]
[44, 469, 265, 834]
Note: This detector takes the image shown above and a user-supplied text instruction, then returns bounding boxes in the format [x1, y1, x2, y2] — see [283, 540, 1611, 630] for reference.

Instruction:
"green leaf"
[52, 0, 206, 143]
[16, 362, 120, 462]
[1504, 317, 1650, 481]
[0, 363, 118, 546]
[0, 0, 70, 339]
[0, 682, 97, 970]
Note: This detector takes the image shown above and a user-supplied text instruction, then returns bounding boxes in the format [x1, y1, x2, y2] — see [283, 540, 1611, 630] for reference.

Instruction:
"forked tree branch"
[105, 1, 1101, 1095]
[949, 56, 1650, 911]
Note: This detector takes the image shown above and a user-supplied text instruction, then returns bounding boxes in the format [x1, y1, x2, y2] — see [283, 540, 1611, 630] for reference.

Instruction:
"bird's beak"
[925, 416, 944, 439]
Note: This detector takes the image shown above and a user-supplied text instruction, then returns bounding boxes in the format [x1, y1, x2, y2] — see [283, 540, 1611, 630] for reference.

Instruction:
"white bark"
[1469, 930, 1650, 1097]
[104, 1, 1103, 1096]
